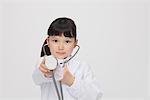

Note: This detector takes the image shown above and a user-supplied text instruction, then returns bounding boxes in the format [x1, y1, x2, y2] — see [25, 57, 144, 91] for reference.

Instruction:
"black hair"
[40, 17, 77, 57]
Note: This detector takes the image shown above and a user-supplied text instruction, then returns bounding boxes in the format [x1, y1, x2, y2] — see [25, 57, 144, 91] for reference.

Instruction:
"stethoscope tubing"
[42, 43, 80, 100]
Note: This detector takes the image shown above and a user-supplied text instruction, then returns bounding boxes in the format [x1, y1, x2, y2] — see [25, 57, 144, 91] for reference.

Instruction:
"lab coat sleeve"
[67, 62, 103, 100]
[32, 58, 53, 85]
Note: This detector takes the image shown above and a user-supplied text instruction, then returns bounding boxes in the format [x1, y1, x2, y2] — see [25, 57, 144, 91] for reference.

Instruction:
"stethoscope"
[42, 43, 80, 100]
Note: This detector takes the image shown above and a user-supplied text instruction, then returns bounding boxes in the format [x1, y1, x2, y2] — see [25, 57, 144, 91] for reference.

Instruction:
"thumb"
[63, 64, 68, 73]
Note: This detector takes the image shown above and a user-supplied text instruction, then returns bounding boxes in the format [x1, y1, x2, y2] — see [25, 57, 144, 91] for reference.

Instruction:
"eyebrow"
[50, 36, 59, 39]
[50, 36, 73, 40]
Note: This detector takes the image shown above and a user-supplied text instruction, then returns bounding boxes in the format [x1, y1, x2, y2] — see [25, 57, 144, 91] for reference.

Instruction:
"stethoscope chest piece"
[45, 55, 57, 70]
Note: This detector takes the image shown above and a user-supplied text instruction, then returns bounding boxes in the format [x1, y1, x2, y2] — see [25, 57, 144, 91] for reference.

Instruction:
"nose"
[58, 43, 64, 50]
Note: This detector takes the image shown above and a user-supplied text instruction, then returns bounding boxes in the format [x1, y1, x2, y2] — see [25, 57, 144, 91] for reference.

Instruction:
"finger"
[40, 63, 49, 70]
[63, 68, 67, 74]
[39, 66, 48, 74]
[64, 64, 67, 68]
[40, 63, 47, 69]
[39, 64, 49, 73]
[63, 65, 68, 72]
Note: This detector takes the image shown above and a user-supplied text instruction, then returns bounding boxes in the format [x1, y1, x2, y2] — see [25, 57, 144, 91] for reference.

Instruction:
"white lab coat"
[32, 56, 103, 100]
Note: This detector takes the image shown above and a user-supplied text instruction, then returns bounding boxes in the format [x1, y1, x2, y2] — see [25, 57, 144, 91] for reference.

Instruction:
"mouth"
[56, 52, 66, 55]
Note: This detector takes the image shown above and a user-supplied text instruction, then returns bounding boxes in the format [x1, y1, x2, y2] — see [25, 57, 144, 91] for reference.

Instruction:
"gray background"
[0, 0, 150, 100]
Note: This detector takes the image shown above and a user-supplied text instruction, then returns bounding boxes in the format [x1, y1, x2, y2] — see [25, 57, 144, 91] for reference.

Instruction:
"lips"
[56, 52, 66, 55]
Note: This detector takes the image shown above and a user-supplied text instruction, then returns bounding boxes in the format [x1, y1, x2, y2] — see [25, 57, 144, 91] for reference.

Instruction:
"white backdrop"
[0, 0, 150, 100]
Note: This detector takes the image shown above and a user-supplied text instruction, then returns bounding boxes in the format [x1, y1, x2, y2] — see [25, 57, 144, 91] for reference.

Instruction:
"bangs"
[49, 29, 74, 38]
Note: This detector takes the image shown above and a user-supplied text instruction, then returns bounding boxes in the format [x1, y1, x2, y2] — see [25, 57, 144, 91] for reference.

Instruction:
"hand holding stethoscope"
[39, 62, 75, 86]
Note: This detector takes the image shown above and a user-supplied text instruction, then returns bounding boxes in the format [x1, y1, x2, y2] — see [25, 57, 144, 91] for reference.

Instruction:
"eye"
[52, 39, 58, 42]
[65, 40, 71, 43]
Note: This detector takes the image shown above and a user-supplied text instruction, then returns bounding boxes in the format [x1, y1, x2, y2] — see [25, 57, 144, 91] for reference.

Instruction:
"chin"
[55, 55, 68, 59]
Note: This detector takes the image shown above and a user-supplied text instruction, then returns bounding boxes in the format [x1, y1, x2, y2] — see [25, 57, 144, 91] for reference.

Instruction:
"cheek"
[66, 46, 74, 54]
[48, 44, 55, 53]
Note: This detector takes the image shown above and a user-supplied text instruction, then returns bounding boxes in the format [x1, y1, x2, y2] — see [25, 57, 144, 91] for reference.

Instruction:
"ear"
[46, 37, 49, 44]
[46, 37, 50, 47]
[74, 39, 78, 48]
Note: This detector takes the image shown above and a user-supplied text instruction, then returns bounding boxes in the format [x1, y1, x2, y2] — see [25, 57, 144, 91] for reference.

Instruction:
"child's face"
[47, 34, 77, 59]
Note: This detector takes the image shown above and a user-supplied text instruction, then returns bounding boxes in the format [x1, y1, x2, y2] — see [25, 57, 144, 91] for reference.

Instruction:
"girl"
[32, 17, 102, 100]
